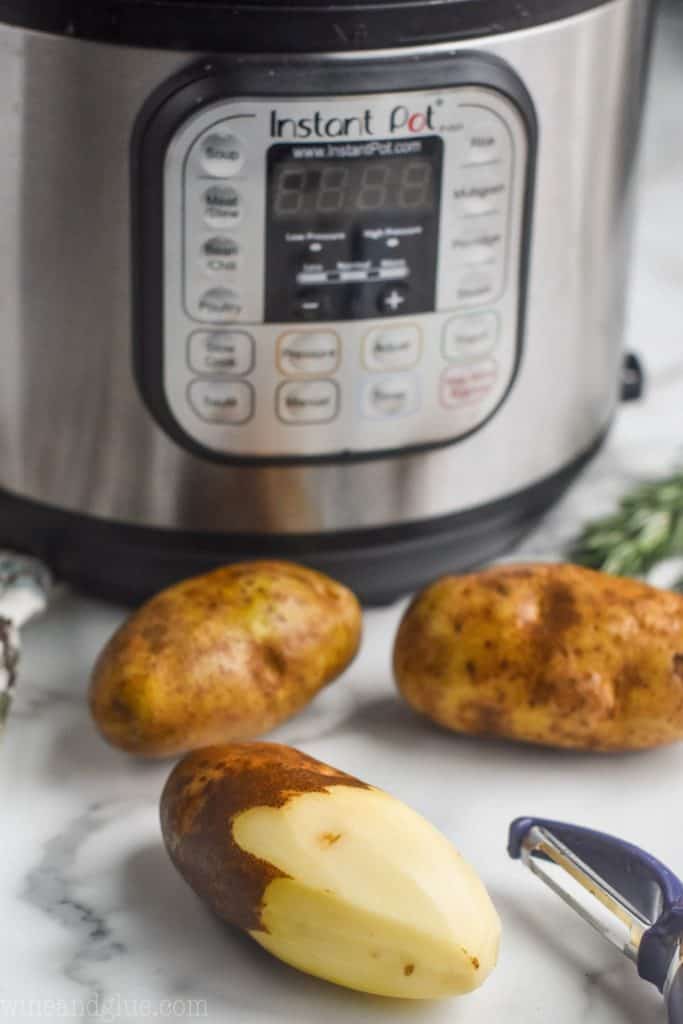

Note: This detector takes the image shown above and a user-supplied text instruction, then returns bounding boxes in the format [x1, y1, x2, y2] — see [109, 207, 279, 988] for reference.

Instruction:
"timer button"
[203, 185, 242, 228]
[188, 379, 254, 425]
[378, 284, 409, 315]
[201, 133, 245, 177]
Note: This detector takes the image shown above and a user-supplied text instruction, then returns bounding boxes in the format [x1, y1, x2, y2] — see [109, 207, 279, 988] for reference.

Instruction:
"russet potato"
[90, 561, 361, 757]
[394, 563, 683, 751]
[160, 742, 501, 999]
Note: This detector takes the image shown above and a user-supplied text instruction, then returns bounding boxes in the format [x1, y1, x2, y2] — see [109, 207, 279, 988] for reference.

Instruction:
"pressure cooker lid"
[2, 0, 618, 52]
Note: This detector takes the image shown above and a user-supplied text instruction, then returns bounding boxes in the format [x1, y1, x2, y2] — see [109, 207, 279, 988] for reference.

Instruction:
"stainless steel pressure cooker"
[0, 0, 655, 602]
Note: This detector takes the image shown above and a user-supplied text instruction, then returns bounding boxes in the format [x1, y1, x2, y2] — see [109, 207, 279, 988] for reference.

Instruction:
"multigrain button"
[443, 314, 499, 362]
[363, 325, 421, 371]
[201, 133, 245, 177]
[277, 380, 340, 424]
[197, 287, 242, 319]
[362, 374, 419, 419]
[188, 379, 254, 424]
[203, 185, 242, 227]
[453, 166, 507, 218]
[278, 331, 340, 377]
[188, 331, 254, 376]
[440, 359, 499, 409]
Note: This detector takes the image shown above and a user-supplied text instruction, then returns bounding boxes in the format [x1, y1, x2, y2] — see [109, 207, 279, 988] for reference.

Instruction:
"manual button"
[362, 373, 419, 419]
[188, 379, 254, 424]
[278, 331, 341, 377]
[363, 325, 421, 372]
[277, 380, 340, 424]
[188, 331, 254, 376]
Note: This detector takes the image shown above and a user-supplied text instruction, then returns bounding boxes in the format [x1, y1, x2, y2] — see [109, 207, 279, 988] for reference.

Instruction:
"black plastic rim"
[0, 0, 619, 52]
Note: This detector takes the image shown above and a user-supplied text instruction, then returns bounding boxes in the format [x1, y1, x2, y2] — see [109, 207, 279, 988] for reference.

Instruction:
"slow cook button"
[362, 374, 419, 419]
[463, 113, 509, 166]
[188, 331, 254, 376]
[277, 380, 340, 424]
[278, 331, 341, 377]
[443, 313, 499, 362]
[188, 379, 254, 424]
[440, 360, 499, 409]
[363, 324, 421, 371]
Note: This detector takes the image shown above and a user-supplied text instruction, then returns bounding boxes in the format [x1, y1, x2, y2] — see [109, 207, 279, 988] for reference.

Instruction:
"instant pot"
[0, 0, 655, 603]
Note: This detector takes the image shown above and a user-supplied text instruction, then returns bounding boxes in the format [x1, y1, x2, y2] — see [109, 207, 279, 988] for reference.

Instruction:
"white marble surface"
[3, 9, 683, 1024]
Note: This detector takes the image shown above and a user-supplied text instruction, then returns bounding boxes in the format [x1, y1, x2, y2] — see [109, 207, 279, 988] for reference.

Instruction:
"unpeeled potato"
[161, 742, 501, 998]
[90, 561, 361, 757]
[394, 563, 683, 751]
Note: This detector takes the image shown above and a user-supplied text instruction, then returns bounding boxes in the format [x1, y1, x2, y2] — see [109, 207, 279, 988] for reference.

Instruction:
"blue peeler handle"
[509, 817, 683, 1000]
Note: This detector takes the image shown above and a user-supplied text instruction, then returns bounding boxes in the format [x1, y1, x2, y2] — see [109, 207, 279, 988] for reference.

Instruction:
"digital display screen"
[271, 156, 436, 219]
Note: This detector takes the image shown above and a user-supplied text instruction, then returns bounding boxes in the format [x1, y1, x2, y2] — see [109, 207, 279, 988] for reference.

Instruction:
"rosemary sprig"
[571, 472, 683, 585]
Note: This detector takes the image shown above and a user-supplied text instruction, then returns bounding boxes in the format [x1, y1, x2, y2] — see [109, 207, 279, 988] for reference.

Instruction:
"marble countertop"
[3, 8, 683, 1024]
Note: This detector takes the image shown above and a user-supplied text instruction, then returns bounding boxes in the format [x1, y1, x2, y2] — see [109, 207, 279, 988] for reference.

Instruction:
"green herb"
[571, 472, 683, 578]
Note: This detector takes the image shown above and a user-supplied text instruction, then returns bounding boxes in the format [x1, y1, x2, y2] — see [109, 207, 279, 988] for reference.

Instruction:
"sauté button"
[201, 133, 245, 177]
[278, 332, 341, 377]
[363, 325, 421, 371]
[442, 314, 499, 362]
[188, 331, 254, 376]
[378, 284, 409, 315]
[188, 379, 254, 424]
[362, 373, 419, 419]
[198, 287, 242, 319]
[277, 380, 340, 424]
[440, 359, 499, 409]
[203, 185, 242, 227]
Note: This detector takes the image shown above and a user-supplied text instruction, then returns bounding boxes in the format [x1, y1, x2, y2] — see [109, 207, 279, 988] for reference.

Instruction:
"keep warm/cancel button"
[277, 380, 340, 424]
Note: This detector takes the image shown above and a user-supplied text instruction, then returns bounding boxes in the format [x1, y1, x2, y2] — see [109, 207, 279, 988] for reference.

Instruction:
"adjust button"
[278, 331, 341, 377]
[277, 380, 340, 424]
[443, 313, 499, 363]
[188, 331, 254, 376]
[363, 324, 421, 371]
[362, 373, 419, 419]
[188, 379, 254, 424]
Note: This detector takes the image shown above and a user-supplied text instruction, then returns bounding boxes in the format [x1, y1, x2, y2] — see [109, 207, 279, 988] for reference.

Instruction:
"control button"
[295, 291, 331, 321]
[453, 268, 499, 307]
[379, 284, 409, 315]
[463, 114, 508, 167]
[440, 360, 499, 409]
[363, 325, 421, 372]
[201, 133, 245, 177]
[203, 237, 240, 274]
[278, 331, 341, 377]
[451, 216, 504, 266]
[203, 185, 242, 228]
[443, 313, 499, 363]
[277, 380, 340, 424]
[188, 379, 254, 424]
[453, 166, 507, 218]
[362, 374, 419, 419]
[198, 287, 243, 320]
[188, 331, 254, 377]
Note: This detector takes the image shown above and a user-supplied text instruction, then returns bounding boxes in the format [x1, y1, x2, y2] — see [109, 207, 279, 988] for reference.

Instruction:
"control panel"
[136, 59, 535, 461]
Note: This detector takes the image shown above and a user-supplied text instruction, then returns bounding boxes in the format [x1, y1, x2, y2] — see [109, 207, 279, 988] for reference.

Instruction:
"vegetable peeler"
[508, 817, 683, 1022]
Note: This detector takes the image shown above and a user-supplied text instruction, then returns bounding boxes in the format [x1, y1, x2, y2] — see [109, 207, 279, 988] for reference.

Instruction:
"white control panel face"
[163, 86, 530, 458]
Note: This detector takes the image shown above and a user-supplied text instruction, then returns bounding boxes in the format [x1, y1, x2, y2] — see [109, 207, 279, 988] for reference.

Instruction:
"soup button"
[443, 313, 499, 362]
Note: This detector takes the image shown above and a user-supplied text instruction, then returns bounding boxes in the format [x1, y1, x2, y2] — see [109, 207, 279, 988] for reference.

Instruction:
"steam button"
[201, 133, 245, 177]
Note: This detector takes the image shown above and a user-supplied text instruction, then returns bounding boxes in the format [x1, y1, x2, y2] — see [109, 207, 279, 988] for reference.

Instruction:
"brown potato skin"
[160, 742, 368, 931]
[90, 561, 362, 757]
[394, 563, 683, 751]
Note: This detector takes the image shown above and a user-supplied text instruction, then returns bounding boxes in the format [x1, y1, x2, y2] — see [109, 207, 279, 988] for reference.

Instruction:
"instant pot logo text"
[270, 103, 436, 140]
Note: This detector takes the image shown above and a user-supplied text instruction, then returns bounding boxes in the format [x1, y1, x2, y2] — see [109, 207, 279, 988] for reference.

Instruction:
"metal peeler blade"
[508, 818, 683, 1023]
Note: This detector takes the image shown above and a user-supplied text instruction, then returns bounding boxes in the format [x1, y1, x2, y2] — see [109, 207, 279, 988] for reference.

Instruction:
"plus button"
[379, 284, 409, 315]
